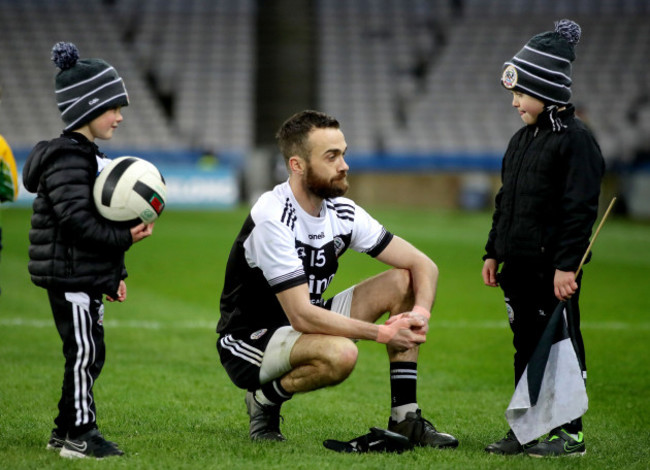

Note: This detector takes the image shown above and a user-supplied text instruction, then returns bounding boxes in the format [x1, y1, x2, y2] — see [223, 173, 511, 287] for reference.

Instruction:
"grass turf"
[0, 206, 648, 469]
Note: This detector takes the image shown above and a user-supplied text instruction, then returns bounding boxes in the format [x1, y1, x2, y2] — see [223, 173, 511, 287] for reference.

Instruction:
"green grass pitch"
[0, 206, 648, 469]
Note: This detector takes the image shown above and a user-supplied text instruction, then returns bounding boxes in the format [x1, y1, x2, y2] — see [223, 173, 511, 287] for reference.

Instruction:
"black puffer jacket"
[485, 105, 605, 271]
[23, 132, 133, 296]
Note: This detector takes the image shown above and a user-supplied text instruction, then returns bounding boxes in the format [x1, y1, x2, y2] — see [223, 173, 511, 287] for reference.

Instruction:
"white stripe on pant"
[67, 292, 97, 427]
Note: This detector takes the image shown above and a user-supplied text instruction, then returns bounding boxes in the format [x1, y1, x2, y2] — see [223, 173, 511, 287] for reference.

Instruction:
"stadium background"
[1, 0, 649, 216]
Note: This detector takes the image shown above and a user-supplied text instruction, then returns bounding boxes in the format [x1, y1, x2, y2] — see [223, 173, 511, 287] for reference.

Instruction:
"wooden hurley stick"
[575, 196, 617, 279]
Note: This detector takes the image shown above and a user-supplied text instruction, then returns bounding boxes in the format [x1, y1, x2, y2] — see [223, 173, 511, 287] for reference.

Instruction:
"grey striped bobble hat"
[501, 19, 581, 105]
[51, 42, 129, 131]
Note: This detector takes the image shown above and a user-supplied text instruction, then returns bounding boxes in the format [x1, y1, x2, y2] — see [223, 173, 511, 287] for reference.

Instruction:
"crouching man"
[216, 110, 458, 449]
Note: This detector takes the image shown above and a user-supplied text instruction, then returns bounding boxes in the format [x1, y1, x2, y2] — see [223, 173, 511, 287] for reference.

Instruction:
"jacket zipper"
[65, 246, 73, 276]
[504, 126, 538, 256]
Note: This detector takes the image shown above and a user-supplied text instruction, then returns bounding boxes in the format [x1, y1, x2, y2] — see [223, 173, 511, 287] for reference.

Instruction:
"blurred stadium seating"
[0, 0, 648, 170]
[0, 0, 255, 157]
[317, 0, 650, 163]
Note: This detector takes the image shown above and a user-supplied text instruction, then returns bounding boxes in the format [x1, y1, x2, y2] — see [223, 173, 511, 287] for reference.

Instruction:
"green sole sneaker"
[526, 428, 585, 457]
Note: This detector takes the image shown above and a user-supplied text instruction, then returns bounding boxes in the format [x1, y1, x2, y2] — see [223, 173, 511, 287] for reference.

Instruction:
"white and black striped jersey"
[217, 181, 393, 336]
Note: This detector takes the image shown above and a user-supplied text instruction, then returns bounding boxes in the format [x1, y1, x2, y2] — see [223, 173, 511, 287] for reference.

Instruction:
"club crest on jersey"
[333, 237, 345, 257]
[250, 329, 268, 340]
[502, 65, 518, 89]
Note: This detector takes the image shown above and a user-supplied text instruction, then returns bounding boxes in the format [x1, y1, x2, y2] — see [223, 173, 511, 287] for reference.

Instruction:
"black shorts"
[217, 327, 278, 391]
[217, 287, 354, 390]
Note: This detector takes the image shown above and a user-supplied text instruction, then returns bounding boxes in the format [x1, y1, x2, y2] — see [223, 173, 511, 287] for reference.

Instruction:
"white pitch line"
[432, 320, 650, 330]
[0, 318, 648, 331]
[0, 318, 215, 330]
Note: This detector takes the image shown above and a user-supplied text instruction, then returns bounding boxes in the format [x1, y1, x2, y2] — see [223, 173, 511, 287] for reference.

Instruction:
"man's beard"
[305, 165, 349, 199]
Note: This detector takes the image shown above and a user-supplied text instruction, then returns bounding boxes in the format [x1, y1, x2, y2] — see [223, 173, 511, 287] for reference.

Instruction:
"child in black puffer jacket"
[23, 42, 153, 459]
[482, 20, 605, 457]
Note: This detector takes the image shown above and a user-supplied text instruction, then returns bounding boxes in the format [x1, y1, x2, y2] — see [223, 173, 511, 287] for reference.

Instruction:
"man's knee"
[322, 337, 358, 384]
[350, 268, 416, 322]
[388, 268, 415, 309]
[392, 268, 413, 294]
[290, 334, 359, 388]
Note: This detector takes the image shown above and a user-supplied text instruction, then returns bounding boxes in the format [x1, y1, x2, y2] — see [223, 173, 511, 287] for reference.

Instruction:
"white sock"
[391, 403, 418, 422]
[254, 389, 274, 406]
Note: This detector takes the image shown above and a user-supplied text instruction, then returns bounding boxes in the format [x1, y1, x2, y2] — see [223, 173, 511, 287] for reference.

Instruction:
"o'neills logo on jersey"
[308, 232, 325, 240]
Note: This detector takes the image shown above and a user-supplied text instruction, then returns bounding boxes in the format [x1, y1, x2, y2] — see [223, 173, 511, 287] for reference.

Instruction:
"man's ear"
[289, 155, 305, 174]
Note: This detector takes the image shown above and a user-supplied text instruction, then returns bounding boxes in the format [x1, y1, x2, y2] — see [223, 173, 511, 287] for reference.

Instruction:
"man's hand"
[482, 258, 499, 287]
[377, 316, 426, 351]
[385, 305, 430, 335]
[554, 269, 578, 301]
[131, 222, 154, 244]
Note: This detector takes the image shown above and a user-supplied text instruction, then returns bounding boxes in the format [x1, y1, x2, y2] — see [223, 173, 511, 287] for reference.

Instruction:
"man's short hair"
[275, 110, 340, 163]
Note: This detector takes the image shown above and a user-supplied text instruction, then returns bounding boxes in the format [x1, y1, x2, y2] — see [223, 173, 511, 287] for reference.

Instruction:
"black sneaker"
[485, 429, 537, 455]
[324, 427, 414, 453]
[388, 409, 458, 449]
[59, 429, 124, 459]
[526, 428, 585, 457]
[244, 391, 286, 441]
[46, 430, 65, 450]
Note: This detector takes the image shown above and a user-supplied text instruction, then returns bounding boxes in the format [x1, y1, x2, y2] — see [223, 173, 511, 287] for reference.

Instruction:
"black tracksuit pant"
[48, 289, 105, 438]
[498, 261, 586, 433]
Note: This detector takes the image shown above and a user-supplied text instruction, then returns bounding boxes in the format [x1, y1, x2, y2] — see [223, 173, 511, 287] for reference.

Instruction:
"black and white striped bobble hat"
[51, 42, 129, 131]
[501, 19, 581, 105]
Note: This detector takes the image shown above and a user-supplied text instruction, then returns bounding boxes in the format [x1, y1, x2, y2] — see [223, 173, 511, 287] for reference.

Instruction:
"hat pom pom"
[51, 42, 80, 70]
[554, 19, 581, 45]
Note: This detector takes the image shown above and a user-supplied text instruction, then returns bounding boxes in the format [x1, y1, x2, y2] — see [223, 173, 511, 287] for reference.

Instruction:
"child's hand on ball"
[131, 222, 154, 243]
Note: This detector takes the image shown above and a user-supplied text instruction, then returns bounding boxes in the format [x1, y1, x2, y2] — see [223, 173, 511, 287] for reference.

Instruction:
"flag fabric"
[505, 301, 588, 444]
[0, 134, 19, 202]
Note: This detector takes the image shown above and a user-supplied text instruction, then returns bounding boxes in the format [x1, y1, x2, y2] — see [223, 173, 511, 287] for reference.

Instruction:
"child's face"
[88, 107, 124, 140]
[511, 91, 544, 125]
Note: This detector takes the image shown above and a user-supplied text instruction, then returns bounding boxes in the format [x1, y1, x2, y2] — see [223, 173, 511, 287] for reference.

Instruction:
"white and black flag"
[505, 301, 588, 444]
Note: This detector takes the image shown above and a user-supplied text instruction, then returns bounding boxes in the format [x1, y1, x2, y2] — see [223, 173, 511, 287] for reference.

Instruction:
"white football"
[93, 156, 166, 225]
